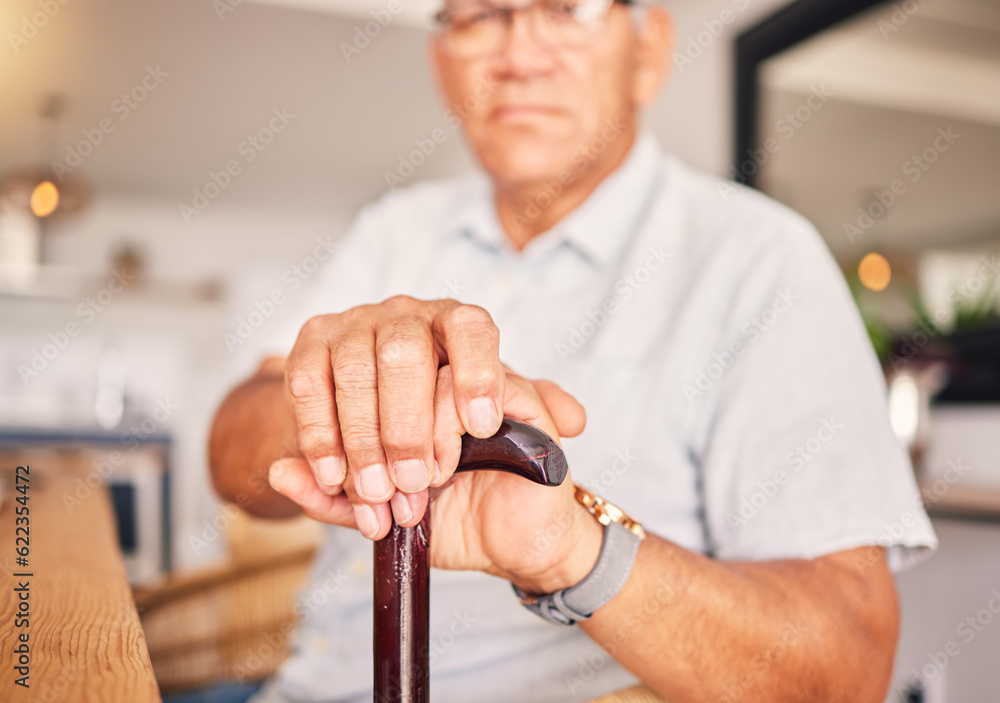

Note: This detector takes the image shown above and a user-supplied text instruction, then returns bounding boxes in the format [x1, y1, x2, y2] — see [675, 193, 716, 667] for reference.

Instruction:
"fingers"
[270, 457, 400, 539]
[499, 373, 562, 441]
[329, 327, 395, 504]
[390, 490, 429, 528]
[431, 304, 505, 439]
[430, 367, 585, 488]
[532, 379, 586, 438]
[268, 457, 355, 526]
[375, 315, 437, 495]
[432, 366, 465, 487]
[285, 320, 347, 495]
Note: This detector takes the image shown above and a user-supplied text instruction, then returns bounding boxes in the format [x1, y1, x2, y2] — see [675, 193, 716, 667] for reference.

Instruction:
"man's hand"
[277, 295, 507, 539]
[271, 363, 603, 593]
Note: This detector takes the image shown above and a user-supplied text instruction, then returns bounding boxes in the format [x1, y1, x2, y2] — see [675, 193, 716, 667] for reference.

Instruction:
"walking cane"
[373, 418, 568, 703]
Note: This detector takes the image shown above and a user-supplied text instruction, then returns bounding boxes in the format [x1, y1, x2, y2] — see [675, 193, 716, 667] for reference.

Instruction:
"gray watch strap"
[513, 521, 641, 626]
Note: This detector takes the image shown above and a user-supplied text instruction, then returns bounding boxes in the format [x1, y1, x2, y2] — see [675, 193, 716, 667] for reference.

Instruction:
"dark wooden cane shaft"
[373, 419, 568, 703]
[374, 513, 430, 703]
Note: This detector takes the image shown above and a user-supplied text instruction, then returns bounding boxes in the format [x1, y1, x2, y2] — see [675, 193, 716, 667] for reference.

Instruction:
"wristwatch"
[512, 485, 646, 626]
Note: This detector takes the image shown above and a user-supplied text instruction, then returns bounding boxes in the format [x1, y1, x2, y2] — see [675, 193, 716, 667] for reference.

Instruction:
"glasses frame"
[433, 0, 636, 56]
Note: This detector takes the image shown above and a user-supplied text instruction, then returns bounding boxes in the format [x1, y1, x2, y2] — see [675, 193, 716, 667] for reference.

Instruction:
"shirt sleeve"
[697, 208, 937, 573]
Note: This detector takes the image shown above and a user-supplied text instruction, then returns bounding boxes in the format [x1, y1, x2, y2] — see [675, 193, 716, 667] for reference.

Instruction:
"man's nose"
[495, 7, 556, 75]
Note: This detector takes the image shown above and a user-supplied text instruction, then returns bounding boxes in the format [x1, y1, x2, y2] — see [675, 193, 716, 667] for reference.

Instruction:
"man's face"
[431, 1, 663, 188]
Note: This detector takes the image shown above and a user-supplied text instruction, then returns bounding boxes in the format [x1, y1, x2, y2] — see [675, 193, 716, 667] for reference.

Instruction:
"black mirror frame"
[733, 0, 888, 188]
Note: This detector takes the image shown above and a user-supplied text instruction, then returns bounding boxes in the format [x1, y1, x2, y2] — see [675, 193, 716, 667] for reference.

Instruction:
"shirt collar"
[447, 130, 666, 267]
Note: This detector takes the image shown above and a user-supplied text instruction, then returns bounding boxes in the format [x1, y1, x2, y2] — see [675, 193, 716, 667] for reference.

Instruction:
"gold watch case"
[573, 484, 646, 539]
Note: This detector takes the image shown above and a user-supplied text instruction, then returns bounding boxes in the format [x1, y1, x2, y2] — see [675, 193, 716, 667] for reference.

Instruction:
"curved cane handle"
[456, 418, 568, 486]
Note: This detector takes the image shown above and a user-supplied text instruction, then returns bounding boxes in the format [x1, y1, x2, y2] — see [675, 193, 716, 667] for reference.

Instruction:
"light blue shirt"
[247, 132, 936, 703]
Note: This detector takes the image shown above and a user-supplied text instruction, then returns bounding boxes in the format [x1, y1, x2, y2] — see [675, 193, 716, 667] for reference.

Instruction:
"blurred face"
[431, 0, 668, 188]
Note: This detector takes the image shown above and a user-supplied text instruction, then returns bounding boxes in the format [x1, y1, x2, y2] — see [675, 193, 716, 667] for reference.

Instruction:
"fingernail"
[358, 464, 392, 501]
[467, 397, 499, 436]
[393, 459, 430, 493]
[391, 492, 413, 524]
[354, 504, 380, 539]
[432, 460, 443, 485]
[315, 456, 346, 488]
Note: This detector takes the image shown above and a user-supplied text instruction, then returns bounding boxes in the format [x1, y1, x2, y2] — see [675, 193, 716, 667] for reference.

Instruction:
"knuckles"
[331, 355, 377, 391]
[452, 363, 503, 394]
[300, 314, 336, 340]
[339, 419, 383, 452]
[440, 303, 495, 332]
[296, 424, 334, 456]
[381, 414, 429, 454]
[286, 367, 327, 401]
[381, 294, 418, 311]
[376, 328, 432, 368]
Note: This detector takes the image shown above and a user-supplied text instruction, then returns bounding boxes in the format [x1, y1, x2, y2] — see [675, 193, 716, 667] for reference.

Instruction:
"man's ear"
[632, 6, 674, 108]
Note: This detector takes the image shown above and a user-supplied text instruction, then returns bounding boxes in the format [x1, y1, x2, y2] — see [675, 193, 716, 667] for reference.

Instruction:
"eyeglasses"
[434, 0, 634, 58]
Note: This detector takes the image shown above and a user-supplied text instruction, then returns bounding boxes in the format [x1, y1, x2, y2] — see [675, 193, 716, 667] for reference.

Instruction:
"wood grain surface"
[0, 455, 160, 702]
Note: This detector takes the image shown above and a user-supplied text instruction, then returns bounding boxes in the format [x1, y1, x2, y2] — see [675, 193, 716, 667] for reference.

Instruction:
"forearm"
[578, 535, 898, 702]
[208, 361, 302, 518]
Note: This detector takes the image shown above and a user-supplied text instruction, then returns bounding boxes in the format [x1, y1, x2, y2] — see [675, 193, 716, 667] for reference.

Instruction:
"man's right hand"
[276, 295, 505, 540]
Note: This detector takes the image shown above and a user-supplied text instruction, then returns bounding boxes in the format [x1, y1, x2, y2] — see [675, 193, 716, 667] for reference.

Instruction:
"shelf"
[0, 266, 223, 305]
[921, 483, 1000, 524]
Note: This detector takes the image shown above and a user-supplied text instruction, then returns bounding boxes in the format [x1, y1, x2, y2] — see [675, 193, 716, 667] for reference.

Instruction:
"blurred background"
[0, 0, 998, 700]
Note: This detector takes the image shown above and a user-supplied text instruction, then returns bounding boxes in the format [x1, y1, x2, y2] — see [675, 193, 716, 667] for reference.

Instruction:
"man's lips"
[490, 104, 565, 121]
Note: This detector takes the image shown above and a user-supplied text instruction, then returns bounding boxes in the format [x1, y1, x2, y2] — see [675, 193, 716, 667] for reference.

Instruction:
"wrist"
[512, 497, 604, 595]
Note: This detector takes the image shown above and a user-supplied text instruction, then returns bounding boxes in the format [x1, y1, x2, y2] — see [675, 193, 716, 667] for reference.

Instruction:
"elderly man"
[208, 0, 936, 701]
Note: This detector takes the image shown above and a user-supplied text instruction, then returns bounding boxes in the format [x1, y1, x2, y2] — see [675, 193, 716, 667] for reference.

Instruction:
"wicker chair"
[134, 509, 321, 693]
[134, 506, 667, 702]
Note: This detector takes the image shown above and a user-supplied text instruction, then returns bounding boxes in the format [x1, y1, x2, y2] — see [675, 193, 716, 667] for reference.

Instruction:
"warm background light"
[858, 252, 892, 292]
[30, 181, 60, 217]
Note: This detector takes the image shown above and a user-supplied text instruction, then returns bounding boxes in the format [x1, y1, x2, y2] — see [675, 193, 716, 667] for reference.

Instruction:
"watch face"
[573, 484, 646, 539]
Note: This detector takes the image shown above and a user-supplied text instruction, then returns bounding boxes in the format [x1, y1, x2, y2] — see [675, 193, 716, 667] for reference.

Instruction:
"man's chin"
[475, 139, 579, 189]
